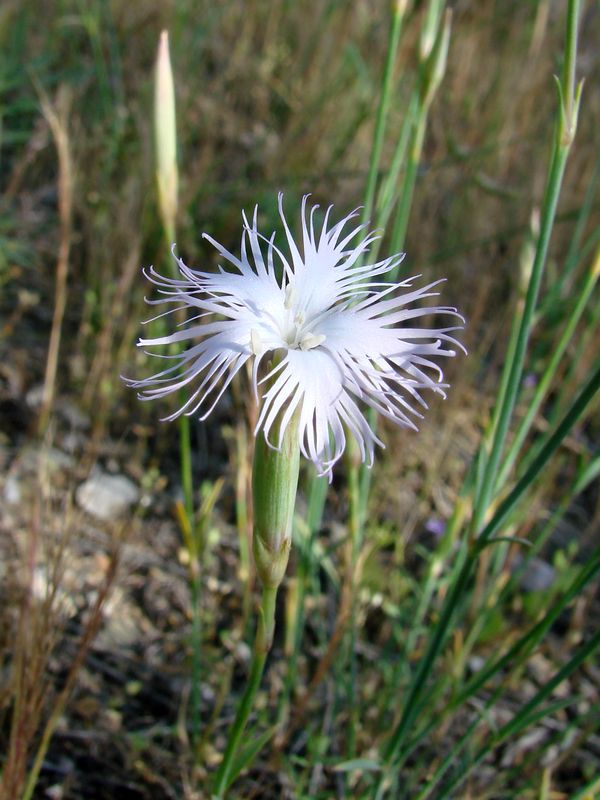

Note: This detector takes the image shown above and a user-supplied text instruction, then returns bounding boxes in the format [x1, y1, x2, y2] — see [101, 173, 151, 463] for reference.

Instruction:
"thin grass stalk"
[362, 91, 418, 273]
[512, 249, 600, 483]
[36, 85, 73, 435]
[472, 237, 597, 628]
[76, 0, 112, 114]
[389, 5, 451, 268]
[470, 0, 583, 536]
[345, 452, 363, 759]
[455, 545, 600, 710]
[338, 1, 407, 761]
[546, 279, 600, 421]
[387, 111, 426, 262]
[561, 0, 578, 120]
[543, 152, 600, 310]
[417, 680, 599, 800]
[357, 5, 451, 528]
[212, 585, 278, 797]
[235, 421, 253, 626]
[21, 553, 119, 800]
[360, 1, 406, 228]
[499, 703, 600, 798]
[438, 627, 600, 798]
[375, 358, 600, 790]
[380, 530, 456, 717]
[1, 502, 45, 798]
[495, 245, 599, 490]
[373, 91, 418, 238]
[276, 471, 327, 731]
[463, 458, 598, 658]
[471, 141, 570, 530]
[466, 215, 540, 597]
[475, 211, 539, 500]
[572, 774, 600, 800]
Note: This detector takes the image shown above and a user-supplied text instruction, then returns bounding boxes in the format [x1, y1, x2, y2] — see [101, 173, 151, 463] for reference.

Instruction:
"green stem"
[440, 626, 600, 798]
[561, 0, 578, 123]
[471, 143, 570, 534]
[361, 2, 405, 228]
[166, 214, 200, 742]
[214, 402, 300, 794]
[389, 109, 427, 261]
[375, 358, 600, 791]
[277, 472, 327, 726]
[471, 0, 582, 534]
[179, 415, 194, 522]
[543, 152, 600, 309]
[495, 252, 599, 490]
[346, 447, 362, 759]
[212, 585, 278, 797]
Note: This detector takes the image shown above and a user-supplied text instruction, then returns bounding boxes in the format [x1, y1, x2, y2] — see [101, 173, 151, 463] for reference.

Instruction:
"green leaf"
[226, 726, 278, 790]
[333, 758, 382, 773]
[479, 535, 532, 548]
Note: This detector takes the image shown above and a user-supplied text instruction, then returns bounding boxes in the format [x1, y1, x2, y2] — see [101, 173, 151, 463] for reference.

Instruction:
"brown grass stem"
[36, 84, 74, 436]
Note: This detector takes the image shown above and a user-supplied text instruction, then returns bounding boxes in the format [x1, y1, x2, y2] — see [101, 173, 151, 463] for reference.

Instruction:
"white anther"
[250, 328, 262, 355]
[284, 283, 296, 310]
[299, 332, 326, 351]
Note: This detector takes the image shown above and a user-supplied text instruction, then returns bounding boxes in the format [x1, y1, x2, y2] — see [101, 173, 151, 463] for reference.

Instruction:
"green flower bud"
[252, 410, 300, 589]
[154, 30, 178, 239]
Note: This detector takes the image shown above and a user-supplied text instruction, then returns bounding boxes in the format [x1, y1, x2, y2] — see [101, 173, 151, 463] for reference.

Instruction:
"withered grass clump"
[0, 453, 121, 800]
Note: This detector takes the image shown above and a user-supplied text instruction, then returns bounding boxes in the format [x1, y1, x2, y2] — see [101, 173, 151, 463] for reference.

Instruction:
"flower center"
[282, 283, 326, 351]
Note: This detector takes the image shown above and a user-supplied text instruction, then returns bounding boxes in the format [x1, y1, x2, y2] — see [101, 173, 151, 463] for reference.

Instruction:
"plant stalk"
[212, 584, 278, 797]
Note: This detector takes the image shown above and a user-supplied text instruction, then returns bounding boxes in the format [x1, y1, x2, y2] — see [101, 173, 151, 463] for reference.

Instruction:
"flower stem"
[361, 1, 406, 228]
[212, 584, 278, 798]
[470, 0, 582, 536]
[213, 402, 300, 795]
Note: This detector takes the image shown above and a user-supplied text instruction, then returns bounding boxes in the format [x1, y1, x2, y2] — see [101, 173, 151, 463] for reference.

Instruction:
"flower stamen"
[299, 332, 326, 351]
[250, 328, 262, 356]
[284, 283, 296, 310]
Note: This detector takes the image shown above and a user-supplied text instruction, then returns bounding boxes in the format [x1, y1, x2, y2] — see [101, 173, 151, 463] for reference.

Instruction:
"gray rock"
[3, 475, 21, 505]
[25, 384, 45, 409]
[516, 555, 556, 592]
[59, 401, 90, 430]
[45, 447, 75, 471]
[76, 469, 139, 521]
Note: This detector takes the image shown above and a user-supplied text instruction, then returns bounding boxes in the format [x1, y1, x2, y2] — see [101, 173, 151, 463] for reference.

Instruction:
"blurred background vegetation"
[0, 1, 599, 798]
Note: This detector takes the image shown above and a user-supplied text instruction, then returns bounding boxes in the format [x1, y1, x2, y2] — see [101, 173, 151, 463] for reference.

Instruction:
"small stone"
[516, 556, 556, 592]
[468, 655, 486, 673]
[3, 475, 21, 505]
[25, 384, 45, 409]
[235, 641, 252, 665]
[528, 652, 550, 680]
[59, 401, 90, 430]
[76, 469, 139, 521]
[44, 447, 75, 471]
[501, 727, 547, 766]
[61, 431, 85, 454]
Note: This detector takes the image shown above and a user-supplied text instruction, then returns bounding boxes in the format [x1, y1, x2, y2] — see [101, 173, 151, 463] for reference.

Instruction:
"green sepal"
[252, 408, 301, 589]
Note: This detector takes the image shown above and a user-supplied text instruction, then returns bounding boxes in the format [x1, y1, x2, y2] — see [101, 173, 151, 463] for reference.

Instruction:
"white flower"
[127, 195, 464, 478]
